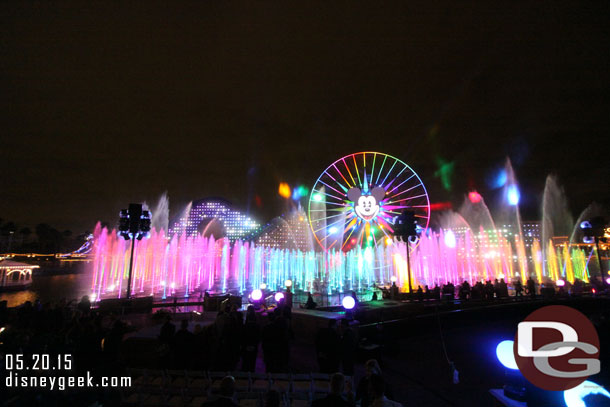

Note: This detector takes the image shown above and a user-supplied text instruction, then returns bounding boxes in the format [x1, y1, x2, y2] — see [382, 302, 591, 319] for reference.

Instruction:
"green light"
[312, 193, 323, 202]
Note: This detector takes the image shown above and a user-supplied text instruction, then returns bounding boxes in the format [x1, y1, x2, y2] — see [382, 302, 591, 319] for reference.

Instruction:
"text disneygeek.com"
[3, 354, 131, 391]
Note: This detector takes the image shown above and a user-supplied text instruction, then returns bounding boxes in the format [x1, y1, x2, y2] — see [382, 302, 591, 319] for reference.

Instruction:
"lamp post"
[581, 217, 608, 279]
[394, 210, 419, 294]
[118, 203, 152, 299]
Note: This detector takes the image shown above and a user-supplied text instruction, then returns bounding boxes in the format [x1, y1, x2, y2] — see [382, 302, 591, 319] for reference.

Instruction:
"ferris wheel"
[308, 152, 430, 251]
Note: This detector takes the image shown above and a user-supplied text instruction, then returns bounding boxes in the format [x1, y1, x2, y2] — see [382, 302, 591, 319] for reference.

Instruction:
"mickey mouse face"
[348, 186, 385, 221]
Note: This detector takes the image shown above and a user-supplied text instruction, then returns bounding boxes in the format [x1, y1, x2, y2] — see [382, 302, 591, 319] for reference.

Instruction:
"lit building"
[253, 207, 314, 251]
[521, 221, 541, 247]
[168, 198, 260, 241]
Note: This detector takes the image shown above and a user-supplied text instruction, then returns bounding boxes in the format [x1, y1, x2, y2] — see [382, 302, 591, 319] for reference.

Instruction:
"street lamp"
[393, 210, 419, 293]
[118, 203, 152, 299]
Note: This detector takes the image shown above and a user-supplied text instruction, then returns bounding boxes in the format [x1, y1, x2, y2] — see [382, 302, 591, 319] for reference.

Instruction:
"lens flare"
[274, 292, 285, 302]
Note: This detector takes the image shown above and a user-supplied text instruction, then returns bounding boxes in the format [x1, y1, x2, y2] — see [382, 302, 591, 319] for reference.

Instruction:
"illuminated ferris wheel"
[308, 152, 430, 251]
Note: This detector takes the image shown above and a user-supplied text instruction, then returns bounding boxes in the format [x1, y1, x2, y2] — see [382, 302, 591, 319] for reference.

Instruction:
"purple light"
[274, 292, 284, 302]
[606, 277, 610, 285]
[556, 279, 565, 287]
[251, 289, 263, 301]
[342, 295, 355, 310]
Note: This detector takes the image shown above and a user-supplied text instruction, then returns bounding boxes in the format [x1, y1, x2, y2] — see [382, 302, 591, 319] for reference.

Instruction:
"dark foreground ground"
[2, 296, 610, 406]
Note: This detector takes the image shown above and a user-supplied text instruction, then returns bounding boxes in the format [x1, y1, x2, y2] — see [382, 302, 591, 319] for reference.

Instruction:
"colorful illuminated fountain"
[89, 152, 605, 301]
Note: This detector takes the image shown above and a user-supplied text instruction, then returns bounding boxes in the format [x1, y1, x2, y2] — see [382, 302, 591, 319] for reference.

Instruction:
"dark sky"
[1, 1, 609, 233]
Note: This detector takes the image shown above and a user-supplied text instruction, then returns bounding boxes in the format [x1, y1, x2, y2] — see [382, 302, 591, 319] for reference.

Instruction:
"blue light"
[507, 185, 520, 206]
[488, 168, 507, 189]
[495, 340, 519, 370]
[329, 226, 338, 234]
[580, 221, 592, 230]
[564, 380, 610, 407]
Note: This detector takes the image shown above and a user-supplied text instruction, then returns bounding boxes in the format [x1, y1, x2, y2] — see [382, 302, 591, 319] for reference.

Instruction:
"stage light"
[564, 380, 610, 407]
[312, 193, 323, 202]
[390, 276, 397, 282]
[444, 230, 456, 248]
[385, 237, 393, 246]
[496, 340, 518, 370]
[275, 292, 285, 302]
[278, 183, 291, 199]
[89, 293, 97, 302]
[342, 296, 356, 310]
[468, 191, 482, 204]
[285, 279, 292, 288]
[251, 289, 263, 301]
[259, 283, 267, 290]
[507, 185, 520, 206]
[108, 284, 116, 291]
[160, 280, 166, 286]
[329, 226, 338, 234]
[556, 279, 565, 287]
[606, 277, 610, 285]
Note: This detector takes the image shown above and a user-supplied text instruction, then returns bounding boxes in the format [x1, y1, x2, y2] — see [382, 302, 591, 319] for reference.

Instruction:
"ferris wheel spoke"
[375, 155, 388, 185]
[309, 208, 346, 212]
[377, 217, 395, 234]
[370, 153, 377, 185]
[332, 164, 353, 189]
[379, 159, 398, 187]
[387, 173, 416, 194]
[352, 154, 362, 187]
[314, 211, 348, 223]
[342, 157, 357, 186]
[312, 187, 346, 202]
[321, 172, 349, 194]
[383, 166, 408, 191]
[386, 183, 423, 201]
[318, 179, 347, 197]
[314, 216, 346, 234]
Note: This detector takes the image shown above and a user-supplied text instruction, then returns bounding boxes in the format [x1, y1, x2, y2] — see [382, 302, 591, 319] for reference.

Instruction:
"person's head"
[181, 319, 189, 330]
[328, 319, 337, 329]
[220, 376, 235, 398]
[265, 390, 281, 407]
[246, 305, 256, 322]
[369, 374, 385, 399]
[365, 359, 381, 376]
[330, 373, 345, 395]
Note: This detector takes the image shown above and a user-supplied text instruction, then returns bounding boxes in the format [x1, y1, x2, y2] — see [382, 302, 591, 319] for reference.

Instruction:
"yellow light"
[385, 237, 393, 246]
[278, 182, 291, 199]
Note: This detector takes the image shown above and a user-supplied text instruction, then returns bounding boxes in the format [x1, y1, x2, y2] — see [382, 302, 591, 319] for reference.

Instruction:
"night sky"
[2, 1, 609, 233]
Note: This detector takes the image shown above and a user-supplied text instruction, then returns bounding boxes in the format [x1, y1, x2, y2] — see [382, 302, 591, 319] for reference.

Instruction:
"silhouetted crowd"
[158, 301, 293, 373]
[384, 275, 607, 302]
